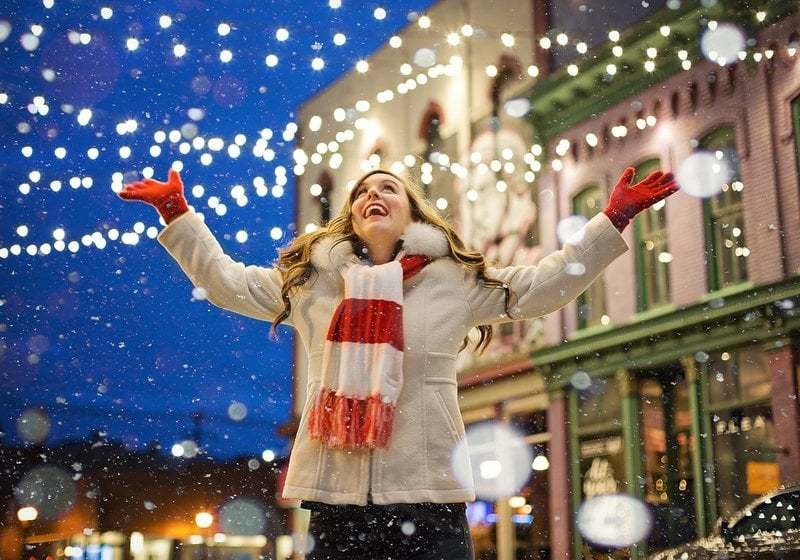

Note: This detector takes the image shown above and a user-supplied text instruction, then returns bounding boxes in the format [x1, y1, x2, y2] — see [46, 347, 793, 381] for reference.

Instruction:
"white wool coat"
[157, 209, 629, 505]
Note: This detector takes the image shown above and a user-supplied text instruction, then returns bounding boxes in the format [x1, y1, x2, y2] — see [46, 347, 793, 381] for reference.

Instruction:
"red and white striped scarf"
[307, 222, 450, 450]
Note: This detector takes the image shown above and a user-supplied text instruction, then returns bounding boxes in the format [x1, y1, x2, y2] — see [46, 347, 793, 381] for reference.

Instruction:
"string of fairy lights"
[1, 3, 796, 260]
[292, 9, 785, 182]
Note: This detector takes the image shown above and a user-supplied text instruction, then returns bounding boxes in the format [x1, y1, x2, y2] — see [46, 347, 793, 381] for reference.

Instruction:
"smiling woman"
[350, 172, 413, 265]
[118, 163, 677, 558]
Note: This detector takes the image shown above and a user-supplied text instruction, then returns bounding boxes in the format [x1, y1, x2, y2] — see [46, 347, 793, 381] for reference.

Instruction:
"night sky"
[0, 0, 435, 460]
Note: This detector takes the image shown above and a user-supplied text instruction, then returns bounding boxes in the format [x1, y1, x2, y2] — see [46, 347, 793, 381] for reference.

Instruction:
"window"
[633, 159, 671, 310]
[639, 370, 697, 549]
[572, 185, 607, 328]
[421, 112, 442, 164]
[315, 171, 334, 225]
[509, 411, 550, 558]
[707, 347, 779, 518]
[707, 72, 718, 102]
[671, 91, 681, 117]
[700, 126, 748, 290]
[577, 376, 621, 428]
[576, 378, 625, 509]
[417, 101, 445, 198]
[689, 82, 699, 112]
[489, 54, 524, 116]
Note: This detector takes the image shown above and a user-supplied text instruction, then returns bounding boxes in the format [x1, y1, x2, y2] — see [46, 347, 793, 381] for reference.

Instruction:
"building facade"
[292, 1, 800, 558]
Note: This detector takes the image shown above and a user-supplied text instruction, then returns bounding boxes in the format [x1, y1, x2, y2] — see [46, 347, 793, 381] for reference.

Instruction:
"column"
[547, 391, 571, 560]
[495, 404, 514, 560]
[681, 355, 715, 536]
[495, 497, 514, 560]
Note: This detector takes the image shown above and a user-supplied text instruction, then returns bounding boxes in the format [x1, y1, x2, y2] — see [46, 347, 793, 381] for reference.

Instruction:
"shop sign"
[713, 413, 767, 436]
[580, 435, 623, 500]
[583, 457, 620, 499]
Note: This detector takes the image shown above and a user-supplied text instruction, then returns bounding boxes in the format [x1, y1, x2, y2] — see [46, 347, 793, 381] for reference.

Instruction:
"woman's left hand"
[602, 167, 680, 232]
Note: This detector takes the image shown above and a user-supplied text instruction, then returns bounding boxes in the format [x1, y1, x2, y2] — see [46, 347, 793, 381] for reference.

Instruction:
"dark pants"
[301, 500, 475, 560]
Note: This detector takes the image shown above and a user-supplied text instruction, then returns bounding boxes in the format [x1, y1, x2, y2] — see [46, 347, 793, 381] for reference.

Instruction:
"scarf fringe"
[307, 387, 396, 449]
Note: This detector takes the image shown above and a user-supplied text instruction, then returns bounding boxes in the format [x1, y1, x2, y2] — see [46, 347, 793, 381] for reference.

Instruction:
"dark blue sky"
[0, 0, 434, 460]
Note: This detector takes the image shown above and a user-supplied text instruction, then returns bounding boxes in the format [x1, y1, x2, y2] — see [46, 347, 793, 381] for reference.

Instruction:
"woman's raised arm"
[461, 167, 679, 327]
[118, 170, 292, 326]
[462, 211, 629, 327]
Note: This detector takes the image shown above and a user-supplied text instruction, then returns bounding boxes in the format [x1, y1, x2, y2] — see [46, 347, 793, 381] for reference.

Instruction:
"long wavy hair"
[269, 169, 516, 355]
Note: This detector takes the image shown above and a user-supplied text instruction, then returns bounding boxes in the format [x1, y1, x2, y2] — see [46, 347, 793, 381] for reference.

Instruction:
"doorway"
[637, 364, 697, 550]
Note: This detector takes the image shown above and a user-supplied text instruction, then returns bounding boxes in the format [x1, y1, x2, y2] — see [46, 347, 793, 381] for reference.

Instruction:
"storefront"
[541, 280, 800, 559]
[458, 367, 552, 560]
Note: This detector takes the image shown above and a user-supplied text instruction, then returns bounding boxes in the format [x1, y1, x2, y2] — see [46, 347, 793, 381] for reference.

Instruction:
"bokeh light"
[556, 215, 589, 244]
[16, 407, 52, 443]
[451, 421, 532, 500]
[13, 465, 77, 520]
[576, 494, 653, 548]
[676, 151, 732, 198]
[219, 498, 267, 535]
[701, 22, 746, 66]
[504, 98, 531, 118]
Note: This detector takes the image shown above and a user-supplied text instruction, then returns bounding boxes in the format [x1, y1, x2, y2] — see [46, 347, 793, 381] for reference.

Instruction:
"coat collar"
[310, 221, 450, 274]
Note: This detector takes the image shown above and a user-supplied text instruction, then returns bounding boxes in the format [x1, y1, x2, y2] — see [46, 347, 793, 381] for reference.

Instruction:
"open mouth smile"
[364, 203, 388, 219]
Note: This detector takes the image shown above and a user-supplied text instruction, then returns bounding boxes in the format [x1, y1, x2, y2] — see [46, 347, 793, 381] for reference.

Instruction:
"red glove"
[118, 169, 189, 225]
[602, 167, 680, 232]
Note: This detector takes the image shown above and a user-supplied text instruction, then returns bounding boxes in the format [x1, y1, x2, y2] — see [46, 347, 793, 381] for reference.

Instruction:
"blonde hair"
[270, 169, 516, 355]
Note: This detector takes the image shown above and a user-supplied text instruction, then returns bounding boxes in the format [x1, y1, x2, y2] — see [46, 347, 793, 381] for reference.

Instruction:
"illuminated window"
[700, 126, 748, 290]
[707, 347, 777, 518]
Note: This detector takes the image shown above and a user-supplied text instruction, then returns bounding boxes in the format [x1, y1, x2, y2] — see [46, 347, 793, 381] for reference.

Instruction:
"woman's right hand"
[118, 169, 189, 225]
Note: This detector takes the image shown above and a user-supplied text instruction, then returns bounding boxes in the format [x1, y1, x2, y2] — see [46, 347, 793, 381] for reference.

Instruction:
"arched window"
[573, 185, 607, 328]
[316, 171, 334, 225]
[633, 158, 671, 310]
[707, 72, 718, 103]
[418, 102, 444, 164]
[700, 125, 748, 290]
[671, 91, 681, 117]
[688, 82, 699, 112]
[489, 54, 524, 116]
[417, 102, 445, 197]
[726, 65, 737, 93]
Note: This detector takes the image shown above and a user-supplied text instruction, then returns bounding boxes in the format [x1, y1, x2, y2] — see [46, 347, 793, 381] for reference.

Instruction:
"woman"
[119, 166, 678, 559]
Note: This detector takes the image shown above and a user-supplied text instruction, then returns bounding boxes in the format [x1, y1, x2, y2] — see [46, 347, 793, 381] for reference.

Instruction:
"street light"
[195, 512, 213, 529]
[17, 506, 38, 556]
[195, 511, 213, 559]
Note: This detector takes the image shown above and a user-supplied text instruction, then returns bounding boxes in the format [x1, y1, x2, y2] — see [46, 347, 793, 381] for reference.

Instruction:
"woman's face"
[350, 172, 413, 244]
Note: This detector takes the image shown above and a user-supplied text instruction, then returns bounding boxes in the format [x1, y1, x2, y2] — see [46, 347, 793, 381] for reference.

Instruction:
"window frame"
[699, 125, 748, 291]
